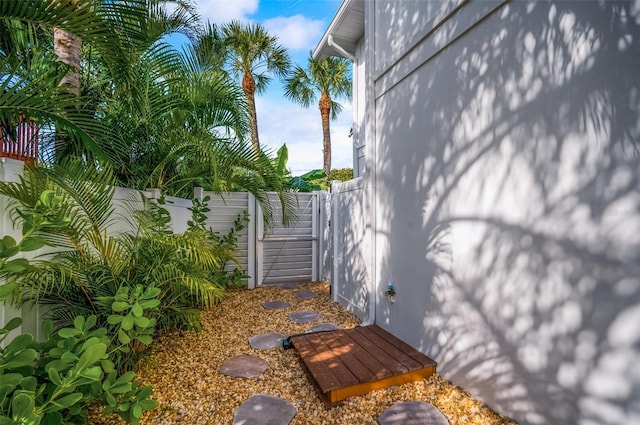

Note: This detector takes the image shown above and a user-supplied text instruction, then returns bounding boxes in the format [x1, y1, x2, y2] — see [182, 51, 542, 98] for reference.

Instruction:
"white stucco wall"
[367, 1, 640, 424]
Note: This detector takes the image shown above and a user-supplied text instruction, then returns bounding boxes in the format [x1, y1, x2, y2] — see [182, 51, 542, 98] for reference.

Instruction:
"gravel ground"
[90, 282, 517, 425]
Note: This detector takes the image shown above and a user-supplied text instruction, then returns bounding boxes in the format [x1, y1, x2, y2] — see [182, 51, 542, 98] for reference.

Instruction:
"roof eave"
[313, 0, 365, 60]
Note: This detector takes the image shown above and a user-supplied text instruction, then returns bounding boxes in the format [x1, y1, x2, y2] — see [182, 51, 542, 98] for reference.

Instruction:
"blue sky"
[189, 0, 353, 175]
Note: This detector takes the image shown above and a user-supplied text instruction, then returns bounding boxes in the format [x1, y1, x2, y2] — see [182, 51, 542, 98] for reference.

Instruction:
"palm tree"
[222, 21, 291, 154]
[53, 0, 82, 97]
[0, 0, 148, 163]
[284, 54, 351, 176]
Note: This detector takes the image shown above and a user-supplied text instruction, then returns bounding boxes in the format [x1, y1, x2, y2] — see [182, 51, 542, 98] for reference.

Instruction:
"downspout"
[328, 35, 356, 62]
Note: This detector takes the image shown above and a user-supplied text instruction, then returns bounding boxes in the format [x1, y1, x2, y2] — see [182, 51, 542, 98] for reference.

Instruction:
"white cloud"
[195, 0, 258, 24]
[263, 15, 325, 51]
[256, 96, 353, 175]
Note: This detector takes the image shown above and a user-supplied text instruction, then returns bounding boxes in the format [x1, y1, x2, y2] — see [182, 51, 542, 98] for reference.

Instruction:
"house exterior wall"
[365, 1, 640, 423]
[353, 36, 367, 177]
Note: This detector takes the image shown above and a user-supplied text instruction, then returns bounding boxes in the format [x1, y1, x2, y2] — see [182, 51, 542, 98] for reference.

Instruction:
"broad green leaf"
[139, 299, 160, 309]
[121, 316, 134, 331]
[76, 343, 107, 371]
[52, 392, 83, 409]
[19, 376, 37, 392]
[133, 316, 150, 328]
[11, 392, 35, 420]
[117, 329, 131, 344]
[0, 258, 29, 271]
[131, 303, 143, 317]
[0, 416, 15, 425]
[1, 236, 17, 249]
[73, 316, 85, 330]
[85, 315, 97, 330]
[19, 236, 47, 252]
[107, 315, 123, 325]
[112, 301, 130, 313]
[1, 373, 22, 386]
[1, 317, 22, 333]
[48, 368, 62, 386]
[1, 349, 37, 370]
[136, 335, 152, 345]
[57, 328, 81, 339]
[42, 411, 63, 425]
[139, 399, 158, 410]
[132, 403, 142, 418]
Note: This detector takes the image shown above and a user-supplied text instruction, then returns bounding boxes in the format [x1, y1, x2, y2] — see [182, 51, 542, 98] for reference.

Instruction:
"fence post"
[247, 193, 257, 289]
[311, 193, 318, 281]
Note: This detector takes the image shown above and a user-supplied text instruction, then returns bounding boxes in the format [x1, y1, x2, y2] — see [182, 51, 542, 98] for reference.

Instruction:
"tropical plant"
[0, 192, 155, 425]
[0, 315, 157, 425]
[187, 195, 249, 289]
[284, 53, 352, 176]
[289, 169, 328, 192]
[0, 0, 154, 163]
[0, 161, 232, 348]
[329, 168, 353, 182]
[222, 21, 291, 153]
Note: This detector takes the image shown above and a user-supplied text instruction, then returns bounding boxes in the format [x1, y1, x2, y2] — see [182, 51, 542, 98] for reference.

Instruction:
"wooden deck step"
[289, 325, 437, 406]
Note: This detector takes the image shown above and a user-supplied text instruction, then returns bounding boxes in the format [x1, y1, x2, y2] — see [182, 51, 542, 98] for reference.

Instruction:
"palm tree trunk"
[242, 71, 260, 154]
[54, 27, 82, 95]
[53, 1, 82, 159]
[319, 91, 332, 177]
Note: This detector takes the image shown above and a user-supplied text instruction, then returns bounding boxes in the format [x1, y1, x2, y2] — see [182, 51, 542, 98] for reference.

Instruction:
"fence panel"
[330, 178, 369, 320]
[199, 191, 256, 288]
[257, 193, 318, 285]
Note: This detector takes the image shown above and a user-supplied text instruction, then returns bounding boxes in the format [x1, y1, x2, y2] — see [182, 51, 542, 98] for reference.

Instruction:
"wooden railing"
[1, 114, 38, 162]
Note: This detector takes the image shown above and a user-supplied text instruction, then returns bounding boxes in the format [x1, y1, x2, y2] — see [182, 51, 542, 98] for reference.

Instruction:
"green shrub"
[0, 316, 156, 425]
[0, 162, 230, 369]
[0, 193, 156, 424]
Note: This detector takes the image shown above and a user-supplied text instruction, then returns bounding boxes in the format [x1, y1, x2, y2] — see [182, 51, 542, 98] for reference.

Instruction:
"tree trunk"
[54, 28, 82, 95]
[319, 91, 332, 177]
[53, 1, 82, 159]
[242, 71, 260, 154]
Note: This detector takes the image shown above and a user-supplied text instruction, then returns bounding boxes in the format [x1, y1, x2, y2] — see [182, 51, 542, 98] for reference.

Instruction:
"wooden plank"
[304, 333, 360, 388]
[368, 325, 437, 368]
[291, 325, 439, 407]
[358, 326, 424, 370]
[292, 335, 342, 392]
[316, 331, 377, 383]
[331, 330, 390, 380]
[344, 328, 409, 375]
[328, 366, 436, 405]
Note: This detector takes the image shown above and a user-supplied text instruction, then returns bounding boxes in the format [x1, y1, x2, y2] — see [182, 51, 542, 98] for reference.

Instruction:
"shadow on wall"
[374, 1, 640, 424]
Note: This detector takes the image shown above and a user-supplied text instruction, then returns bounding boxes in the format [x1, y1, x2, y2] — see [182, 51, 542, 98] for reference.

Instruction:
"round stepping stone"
[288, 311, 319, 324]
[248, 332, 286, 350]
[220, 355, 268, 379]
[378, 401, 450, 425]
[296, 290, 317, 299]
[278, 283, 300, 290]
[305, 323, 341, 333]
[262, 301, 291, 310]
[233, 394, 296, 425]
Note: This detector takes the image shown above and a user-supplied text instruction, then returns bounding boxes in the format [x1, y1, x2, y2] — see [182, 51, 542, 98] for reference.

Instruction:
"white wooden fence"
[0, 159, 321, 340]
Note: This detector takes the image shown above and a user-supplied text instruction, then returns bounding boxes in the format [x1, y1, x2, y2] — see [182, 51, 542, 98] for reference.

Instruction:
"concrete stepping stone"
[220, 355, 268, 379]
[305, 323, 341, 333]
[278, 283, 300, 290]
[296, 290, 317, 299]
[233, 394, 296, 425]
[378, 401, 449, 425]
[288, 311, 319, 324]
[248, 332, 286, 350]
[262, 301, 291, 310]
